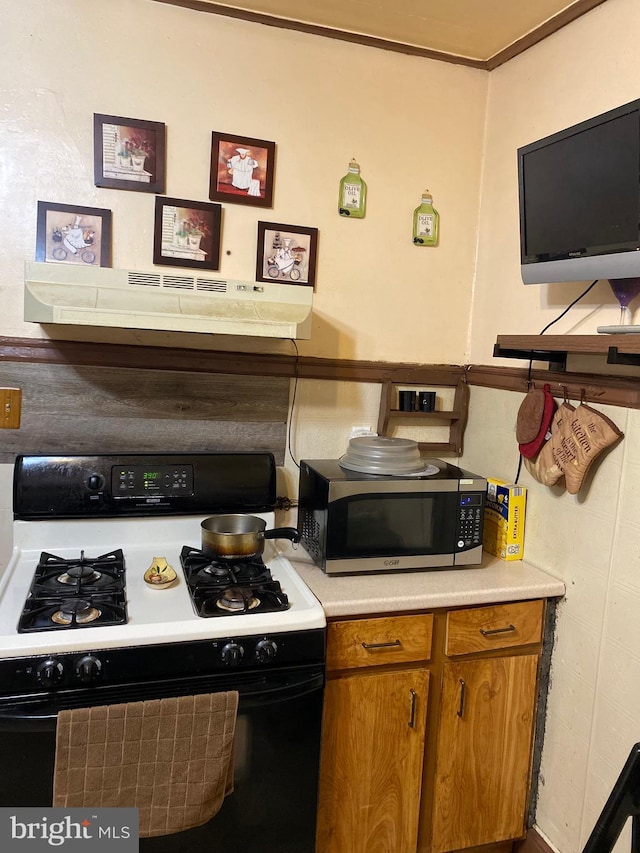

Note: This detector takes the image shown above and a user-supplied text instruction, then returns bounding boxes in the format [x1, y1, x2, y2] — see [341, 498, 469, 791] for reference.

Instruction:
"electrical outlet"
[349, 425, 375, 440]
[0, 388, 22, 429]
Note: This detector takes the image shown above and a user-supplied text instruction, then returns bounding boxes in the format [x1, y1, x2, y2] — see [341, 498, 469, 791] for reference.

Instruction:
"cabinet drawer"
[327, 614, 434, 671]
[445, 600, 544, 656]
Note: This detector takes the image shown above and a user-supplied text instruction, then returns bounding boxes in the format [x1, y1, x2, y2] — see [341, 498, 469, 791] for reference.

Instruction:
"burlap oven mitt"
[517, 384, 556, 459]
[524, 403, 574, 486]
[528, 403, 622, 494]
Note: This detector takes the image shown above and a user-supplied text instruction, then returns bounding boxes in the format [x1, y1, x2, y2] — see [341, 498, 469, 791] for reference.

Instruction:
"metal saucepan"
[201, 514, 301, 560]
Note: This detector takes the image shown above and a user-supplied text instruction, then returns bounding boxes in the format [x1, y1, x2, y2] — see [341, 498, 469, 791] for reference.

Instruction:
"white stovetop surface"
[0, 515, 325, 659]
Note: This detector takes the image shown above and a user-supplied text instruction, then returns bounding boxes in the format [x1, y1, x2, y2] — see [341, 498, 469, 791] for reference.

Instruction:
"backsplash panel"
[0, 362, 289, 464]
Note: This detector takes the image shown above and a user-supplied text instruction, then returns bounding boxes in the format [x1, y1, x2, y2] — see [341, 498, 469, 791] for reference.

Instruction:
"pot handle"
[263, 527, 301, 544]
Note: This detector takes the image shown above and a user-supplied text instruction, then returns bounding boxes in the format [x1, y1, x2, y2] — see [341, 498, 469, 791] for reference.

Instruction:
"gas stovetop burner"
[180, 546, 289, 618]
[31, 550, 125, 596]
[52, 599, 102, 626]
[17, 549, 128, 633]
[58, 565, 102, 585]
[18, 594, 127, 633]
[216, 587, 261, 612]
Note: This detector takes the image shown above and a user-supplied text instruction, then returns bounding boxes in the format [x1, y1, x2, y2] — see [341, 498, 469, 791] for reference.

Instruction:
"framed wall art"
[153, 197, 222, 271]
[209, 132, 275, 208]
[256, 222, 318, 288]
[36, 201, 112, 267]
[94, 113, 166, 193]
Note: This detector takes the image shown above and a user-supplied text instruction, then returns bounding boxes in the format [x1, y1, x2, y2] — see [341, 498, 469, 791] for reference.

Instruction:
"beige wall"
[1, 0, 487, 364]
[470, 0, 640, 355]
[466, 0, 640, 851]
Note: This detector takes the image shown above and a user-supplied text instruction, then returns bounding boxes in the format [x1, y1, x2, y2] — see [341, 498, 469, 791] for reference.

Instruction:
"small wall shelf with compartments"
[376, 377, 469, 455]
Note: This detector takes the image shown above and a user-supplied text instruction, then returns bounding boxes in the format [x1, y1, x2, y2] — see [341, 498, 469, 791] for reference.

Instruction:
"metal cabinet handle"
[457, 678, 466, 718]
[408, 689, 417, 728]
[480, 624, 516, 636]
[361, 639, 402, 650]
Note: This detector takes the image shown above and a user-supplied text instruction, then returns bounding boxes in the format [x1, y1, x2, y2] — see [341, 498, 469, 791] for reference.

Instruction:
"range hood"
[24, 262, 313, 339]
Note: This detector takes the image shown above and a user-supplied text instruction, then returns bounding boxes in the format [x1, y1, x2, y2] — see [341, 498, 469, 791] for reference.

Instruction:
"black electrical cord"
[513, 278, 599, 483]
[538, 278, 600, 335]
[287, 338, 300, 469]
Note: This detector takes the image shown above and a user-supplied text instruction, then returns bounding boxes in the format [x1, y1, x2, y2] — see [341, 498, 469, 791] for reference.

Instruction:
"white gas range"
[0, 453, 326, 853]
[0, 453, 325, 695]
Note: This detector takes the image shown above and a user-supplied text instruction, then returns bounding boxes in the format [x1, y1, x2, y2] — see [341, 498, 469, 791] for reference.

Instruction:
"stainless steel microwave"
[297, 459, 486, 575]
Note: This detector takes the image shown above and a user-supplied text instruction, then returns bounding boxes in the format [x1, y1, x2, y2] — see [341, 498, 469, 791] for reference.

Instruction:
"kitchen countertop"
[277, 545, 566, 618]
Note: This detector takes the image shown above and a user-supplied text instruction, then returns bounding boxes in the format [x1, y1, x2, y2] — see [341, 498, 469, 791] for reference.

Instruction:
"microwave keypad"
[457, 502, 483, 549]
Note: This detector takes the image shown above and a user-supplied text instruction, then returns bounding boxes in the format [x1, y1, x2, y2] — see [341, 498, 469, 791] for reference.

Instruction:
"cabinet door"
[431, 655, 539, 853]
[317, 667, 429, 853]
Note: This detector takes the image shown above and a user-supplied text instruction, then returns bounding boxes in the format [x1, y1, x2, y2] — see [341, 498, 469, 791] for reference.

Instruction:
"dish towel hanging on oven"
[53, 692, 239, 837]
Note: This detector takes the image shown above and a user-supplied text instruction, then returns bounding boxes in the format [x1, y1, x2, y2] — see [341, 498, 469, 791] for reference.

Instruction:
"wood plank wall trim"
[1, 337, 638, 409]
[0, 337, 464, 385]
[467, 364, 640, 410]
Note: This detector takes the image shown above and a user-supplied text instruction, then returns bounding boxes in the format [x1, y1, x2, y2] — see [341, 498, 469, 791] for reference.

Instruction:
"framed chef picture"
[209, 132, 275, 208]
[35, 201, 112, 267]
[256, 222, 318, 288]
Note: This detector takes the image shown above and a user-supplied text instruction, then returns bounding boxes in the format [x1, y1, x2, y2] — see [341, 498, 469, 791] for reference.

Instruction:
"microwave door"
[329, 491, 459, 561]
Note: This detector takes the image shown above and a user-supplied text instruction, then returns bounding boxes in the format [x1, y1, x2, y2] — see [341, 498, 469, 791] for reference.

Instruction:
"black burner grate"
[180, 546, 289, 618]
[18, 550, 128, 633]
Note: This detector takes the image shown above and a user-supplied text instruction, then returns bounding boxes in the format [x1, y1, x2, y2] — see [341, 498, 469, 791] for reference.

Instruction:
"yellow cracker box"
[483, 478, 526, 561]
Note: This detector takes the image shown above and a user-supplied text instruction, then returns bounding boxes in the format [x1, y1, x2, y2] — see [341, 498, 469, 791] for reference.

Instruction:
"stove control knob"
[75, 655, 102, 684]
[36, 659, 64, 689]
[255, 639, 278, 664]
[87, 474, 105, 491]
[221, 642, 244, 667]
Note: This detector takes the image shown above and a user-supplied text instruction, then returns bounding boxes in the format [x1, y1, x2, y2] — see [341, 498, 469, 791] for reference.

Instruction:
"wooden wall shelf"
[494, 334, 640, 369]
[377, 379, 469, 455]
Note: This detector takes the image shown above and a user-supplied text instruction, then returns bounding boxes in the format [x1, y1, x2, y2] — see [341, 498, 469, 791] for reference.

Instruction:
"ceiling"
[153, 0, 608, 68]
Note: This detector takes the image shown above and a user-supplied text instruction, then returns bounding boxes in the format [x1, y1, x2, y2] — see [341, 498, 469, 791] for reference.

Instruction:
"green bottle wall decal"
[339, 159, 367, 218]
[413, 189, 439, 245]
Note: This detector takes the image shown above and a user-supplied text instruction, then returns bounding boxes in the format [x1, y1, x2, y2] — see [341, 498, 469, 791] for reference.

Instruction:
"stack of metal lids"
[338, 436, 438, 476]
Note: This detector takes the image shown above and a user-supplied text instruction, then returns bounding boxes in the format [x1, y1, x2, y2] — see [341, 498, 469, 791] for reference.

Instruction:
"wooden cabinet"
[428, 600, 544, 853]
[317, 600, 546, 853]
[430, 654, 539, 852]
[317, 615, 432, 853]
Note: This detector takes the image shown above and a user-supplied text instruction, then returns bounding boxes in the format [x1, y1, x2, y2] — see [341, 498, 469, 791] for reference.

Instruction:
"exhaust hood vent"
[24, 262, 312, 339]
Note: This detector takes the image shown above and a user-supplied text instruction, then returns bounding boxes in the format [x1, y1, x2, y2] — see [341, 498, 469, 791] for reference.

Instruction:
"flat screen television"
[518, 99, 640, 285]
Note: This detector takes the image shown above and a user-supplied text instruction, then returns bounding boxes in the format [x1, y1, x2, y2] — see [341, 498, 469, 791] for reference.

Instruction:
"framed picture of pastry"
[153, 196, 222, 271]
[93, 113, 166, 193]
[209, 132, 275, 208]
[256, 222, 318, 288]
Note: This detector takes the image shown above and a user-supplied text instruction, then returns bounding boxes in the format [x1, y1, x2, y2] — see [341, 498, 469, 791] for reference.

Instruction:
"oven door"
[0, 665, 324, 853]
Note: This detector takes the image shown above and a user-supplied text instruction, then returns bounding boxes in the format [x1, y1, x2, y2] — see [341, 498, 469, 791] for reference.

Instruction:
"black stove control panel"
[0, 629, 325, 696]
[13, 453, 277, 518]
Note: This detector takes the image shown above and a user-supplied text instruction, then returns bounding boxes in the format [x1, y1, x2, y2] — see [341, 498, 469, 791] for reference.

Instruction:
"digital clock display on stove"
[112, 465, 194, 498]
